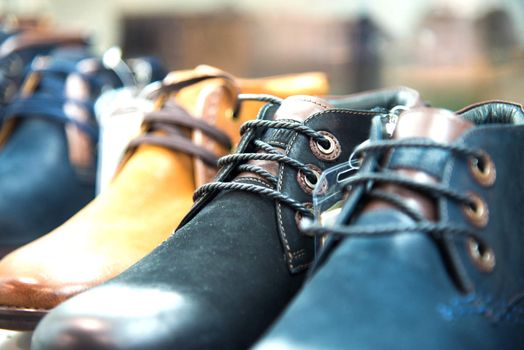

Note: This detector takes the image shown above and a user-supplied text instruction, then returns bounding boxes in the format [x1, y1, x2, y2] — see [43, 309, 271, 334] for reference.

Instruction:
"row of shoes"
[0, 21, 522, 350]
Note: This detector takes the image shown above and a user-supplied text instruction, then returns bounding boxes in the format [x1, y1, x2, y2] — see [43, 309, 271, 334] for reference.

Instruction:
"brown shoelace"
[125, 70, 240, 165]
[127, 102, 232, 166]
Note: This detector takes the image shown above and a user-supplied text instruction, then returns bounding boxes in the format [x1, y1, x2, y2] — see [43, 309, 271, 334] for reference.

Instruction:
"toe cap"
[32, 284, 200, 350]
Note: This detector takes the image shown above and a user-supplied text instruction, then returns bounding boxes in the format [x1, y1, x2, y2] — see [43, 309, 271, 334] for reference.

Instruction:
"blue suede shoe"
[254, 102, 524, 350]
[0, 48, 123, 256]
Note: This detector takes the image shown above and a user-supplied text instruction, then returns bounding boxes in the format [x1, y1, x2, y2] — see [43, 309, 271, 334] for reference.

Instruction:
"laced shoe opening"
[327, 86, 421, 111]
[459, 101, 524, 125]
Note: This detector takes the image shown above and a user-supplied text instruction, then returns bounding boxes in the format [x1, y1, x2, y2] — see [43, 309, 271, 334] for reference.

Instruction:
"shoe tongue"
[392, 107, 474, 142]
[273, 95, 333, 122]
[235, 95, 333, 185]
[364, 107, 474, 221]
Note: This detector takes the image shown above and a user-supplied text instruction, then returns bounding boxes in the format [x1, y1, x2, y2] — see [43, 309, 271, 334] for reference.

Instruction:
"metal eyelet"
[462, 192, 489, 228]
[317, 136, 335, 154]
[469, 151, 496, 187]
[309, 131, 341, 162]
[304, 171, 319, 189]
[466, 238, 495, 273]
[297, 164, 323, 194]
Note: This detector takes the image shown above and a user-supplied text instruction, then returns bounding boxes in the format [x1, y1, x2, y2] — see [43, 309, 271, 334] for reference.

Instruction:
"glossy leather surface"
[32, 88, 422, 350]
[0, 70, 329, 323]
[253, 102, 524, 350]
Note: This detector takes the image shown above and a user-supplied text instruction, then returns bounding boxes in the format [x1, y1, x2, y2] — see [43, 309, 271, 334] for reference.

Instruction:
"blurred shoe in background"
[29, 88, 422, 350]
[0, 22, 89, 111]
[95, 80, 164, 194]
[0, 48, 125, 255]
[0, 66, 328, 330]
[253, 101, 524, 350]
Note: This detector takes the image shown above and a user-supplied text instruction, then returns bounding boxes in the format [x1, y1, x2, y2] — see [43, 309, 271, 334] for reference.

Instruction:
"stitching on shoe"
[267, 140, 288, 148]
[437, 293, 524, 324]
[304, 109, 376, 123]
[277, 130, 300, 269]
[292, 249, 306, 259]
[0, 304, 50, 311]
[292, 97, 332, 110]
[276, 110, 374, 271]
[291, 261, 311, 270]
[277, 111, 364, 271]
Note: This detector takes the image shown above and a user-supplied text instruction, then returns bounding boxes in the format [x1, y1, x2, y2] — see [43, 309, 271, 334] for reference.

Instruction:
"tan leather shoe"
[0, 65, 328, 330]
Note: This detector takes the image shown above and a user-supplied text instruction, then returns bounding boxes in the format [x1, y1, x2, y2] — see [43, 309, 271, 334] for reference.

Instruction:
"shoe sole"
[0, 307, 47, 331]
[0, 247, 48, 330]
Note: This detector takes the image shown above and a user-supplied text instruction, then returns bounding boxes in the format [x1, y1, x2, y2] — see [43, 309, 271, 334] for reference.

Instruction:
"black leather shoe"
[0, 48, 123, 256]
[31, 88, 423, 350]
[253, 102, 524, 350]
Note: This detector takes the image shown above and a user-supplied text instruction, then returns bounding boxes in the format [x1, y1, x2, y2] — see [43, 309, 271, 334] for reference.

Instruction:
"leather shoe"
[0, 47, 123, 255]
[0, 66, 328, 330]
[31, 88, 423, 349]
[253, 102, 524, 350]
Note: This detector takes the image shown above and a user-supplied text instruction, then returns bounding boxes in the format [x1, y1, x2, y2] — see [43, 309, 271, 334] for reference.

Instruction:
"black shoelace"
[193, 94, 331, 215]
[303, 138, 488, 249]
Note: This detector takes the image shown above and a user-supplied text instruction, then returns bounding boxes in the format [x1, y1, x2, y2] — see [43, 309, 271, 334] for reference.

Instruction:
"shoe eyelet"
[304, 172, 319, 189]
[310, 131, 341, 162]
[469, 151, 496, 187]
[462, 192, 489, 228]
[466, 238, 496, 273]
[297, 164, 324, 194]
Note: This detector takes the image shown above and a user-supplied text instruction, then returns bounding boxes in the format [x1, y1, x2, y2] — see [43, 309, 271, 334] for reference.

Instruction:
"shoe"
[31, 88, 423, 349]
[0, 47, 124, 257]
[0, 66, 329, 330]
[0, 26, 89, 109]
[253, 102, 524, 350]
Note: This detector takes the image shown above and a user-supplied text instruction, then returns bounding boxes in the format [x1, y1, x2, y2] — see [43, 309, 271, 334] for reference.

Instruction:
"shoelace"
[2, 57, 115, 140]
[126, 72, 243, 165]
[303, 138, 488, 248]
[193, 94, 332, 215]
[127, 102, 232, 166]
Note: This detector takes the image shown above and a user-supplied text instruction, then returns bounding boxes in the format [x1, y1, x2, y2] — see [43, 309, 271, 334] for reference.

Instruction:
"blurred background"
[1, 0, 523, 109]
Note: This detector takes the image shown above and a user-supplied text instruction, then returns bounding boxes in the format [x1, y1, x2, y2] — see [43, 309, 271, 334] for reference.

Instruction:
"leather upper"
[0, 48, 122, 250]
[31, 88, 423, 350]
[180, 87, 424, 273]
[254, 102, 524, 350]
[0, 68, 329, 316]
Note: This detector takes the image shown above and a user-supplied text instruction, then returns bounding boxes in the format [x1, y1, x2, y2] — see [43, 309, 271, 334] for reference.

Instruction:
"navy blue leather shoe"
[253, 102, 524, 350]
[0, 48, 123, 256]
[30, 88, 424, 350]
